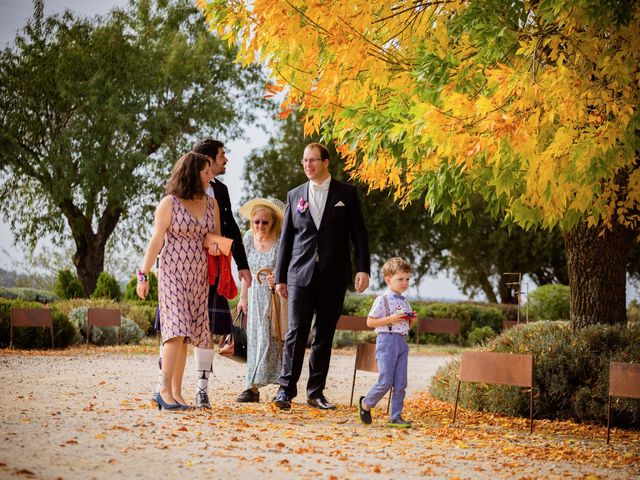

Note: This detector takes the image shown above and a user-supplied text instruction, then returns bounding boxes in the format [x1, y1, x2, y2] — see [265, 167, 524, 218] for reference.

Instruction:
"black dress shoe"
[235, 388, 260, 403]
[307, 394, 336, 410]
[358, 396, 372, 424]
[274, 390, 291, 410]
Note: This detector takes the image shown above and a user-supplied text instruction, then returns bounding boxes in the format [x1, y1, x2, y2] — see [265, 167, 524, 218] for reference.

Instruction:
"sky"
[0, 1, 636, 303]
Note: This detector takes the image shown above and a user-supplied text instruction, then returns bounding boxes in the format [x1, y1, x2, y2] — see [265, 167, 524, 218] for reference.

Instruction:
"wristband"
[137, 271, 149, 283]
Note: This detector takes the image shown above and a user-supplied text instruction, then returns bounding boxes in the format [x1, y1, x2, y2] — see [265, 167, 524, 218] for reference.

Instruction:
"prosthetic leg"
[194, 347, 214, 409]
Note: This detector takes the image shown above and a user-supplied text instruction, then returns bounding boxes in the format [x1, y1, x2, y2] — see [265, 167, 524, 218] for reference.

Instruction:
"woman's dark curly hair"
[165, 152, 210, 200]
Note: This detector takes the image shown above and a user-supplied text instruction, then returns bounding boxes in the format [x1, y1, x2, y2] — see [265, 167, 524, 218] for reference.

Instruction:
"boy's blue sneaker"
[358, 396, 372, 425]
[387, 417, 412, 428]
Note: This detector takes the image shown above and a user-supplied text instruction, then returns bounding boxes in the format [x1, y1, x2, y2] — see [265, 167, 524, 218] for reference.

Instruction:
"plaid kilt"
[154, 306, 161, 332]
[208, 283, 233, 335]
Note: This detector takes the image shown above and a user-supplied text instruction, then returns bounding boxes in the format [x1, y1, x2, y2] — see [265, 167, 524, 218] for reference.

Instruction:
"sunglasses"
[253, 220, 271, 226]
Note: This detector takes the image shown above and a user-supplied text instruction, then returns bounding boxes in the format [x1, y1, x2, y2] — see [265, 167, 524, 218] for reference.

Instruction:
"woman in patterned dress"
[137, 152, 216, 411]
[235, 198, 286, 403]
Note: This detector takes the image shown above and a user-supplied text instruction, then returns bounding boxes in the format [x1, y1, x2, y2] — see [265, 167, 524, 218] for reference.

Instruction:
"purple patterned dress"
[157, 195, 214, 347]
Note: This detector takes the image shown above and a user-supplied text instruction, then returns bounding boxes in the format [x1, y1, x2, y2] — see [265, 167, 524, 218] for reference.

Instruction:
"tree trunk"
[563, 221, 635, 329]
[60, 199, 122, 295]
[73, 236, 106, 296]
[479, 276, 498, 304]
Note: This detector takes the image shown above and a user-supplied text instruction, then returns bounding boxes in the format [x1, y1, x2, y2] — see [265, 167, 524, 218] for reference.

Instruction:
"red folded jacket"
[208, 253, 238, 299]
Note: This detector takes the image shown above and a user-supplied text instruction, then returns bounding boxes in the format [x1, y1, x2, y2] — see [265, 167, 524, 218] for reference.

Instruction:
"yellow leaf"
[476, 97, 493, 116]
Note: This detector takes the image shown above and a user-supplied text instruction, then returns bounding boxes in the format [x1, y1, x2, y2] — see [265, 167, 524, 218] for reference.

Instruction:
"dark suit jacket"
[275, 179, 369, 287]
[210, 178, 249, 272]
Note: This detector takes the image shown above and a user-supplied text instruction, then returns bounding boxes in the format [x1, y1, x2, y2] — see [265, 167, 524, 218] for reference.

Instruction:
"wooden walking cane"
[256, 268, 283, 355]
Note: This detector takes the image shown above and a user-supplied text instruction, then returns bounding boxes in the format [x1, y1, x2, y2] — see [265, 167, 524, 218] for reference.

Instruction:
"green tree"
[91, 271, 122, 301]
[241, 113, 440, 286]
[54, 268, 86, 299]
[527, 284, 570, 321]
[439, 198, 568, 303]
[0, 0, 264, 295]
[243, 114, 568, 301]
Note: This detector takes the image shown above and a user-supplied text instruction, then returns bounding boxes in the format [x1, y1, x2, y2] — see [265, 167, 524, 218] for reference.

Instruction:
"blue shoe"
[154, 391, 191, 411]
[154, 393, 181, 411]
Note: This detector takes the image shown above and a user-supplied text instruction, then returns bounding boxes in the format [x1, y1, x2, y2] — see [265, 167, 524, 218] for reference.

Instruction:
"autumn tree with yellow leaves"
[199, 0, 640, 328]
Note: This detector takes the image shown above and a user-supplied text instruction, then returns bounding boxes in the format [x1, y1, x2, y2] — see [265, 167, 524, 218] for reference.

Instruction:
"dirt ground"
[1, 346, 638, 479]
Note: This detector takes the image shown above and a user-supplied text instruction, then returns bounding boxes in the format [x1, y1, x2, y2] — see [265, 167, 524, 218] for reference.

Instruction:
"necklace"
[255, 234, 271, 251]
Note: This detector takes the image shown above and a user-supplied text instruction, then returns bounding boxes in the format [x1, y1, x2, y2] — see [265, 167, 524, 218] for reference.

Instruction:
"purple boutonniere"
[296, 198, 309, 214]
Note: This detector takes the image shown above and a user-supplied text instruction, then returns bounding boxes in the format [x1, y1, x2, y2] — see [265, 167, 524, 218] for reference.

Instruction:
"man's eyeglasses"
[300, 158, 323, 165]
[253, 220, 271, 226]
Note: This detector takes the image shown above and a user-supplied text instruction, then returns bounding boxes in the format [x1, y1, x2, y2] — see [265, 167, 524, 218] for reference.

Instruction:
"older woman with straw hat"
[235, 197, 286, 402]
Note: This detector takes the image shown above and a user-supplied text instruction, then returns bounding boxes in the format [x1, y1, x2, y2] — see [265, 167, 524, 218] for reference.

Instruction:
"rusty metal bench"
[336, 315, 371, 331]
[415, 317, 461, 345]
[337, 315, 391, 413]
[453, 351, 535, 433]
[10, 308, 54, 348]
[86, 308, 121, 346]
[607, 361, 640, 444]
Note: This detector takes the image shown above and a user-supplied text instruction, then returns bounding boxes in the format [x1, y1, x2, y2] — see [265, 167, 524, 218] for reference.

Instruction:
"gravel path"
[1, 349, 638, 479]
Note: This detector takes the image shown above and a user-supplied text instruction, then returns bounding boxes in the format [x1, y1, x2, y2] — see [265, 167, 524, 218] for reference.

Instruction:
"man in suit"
[191, 139, 251, 408]
[274, 142, 370, 410]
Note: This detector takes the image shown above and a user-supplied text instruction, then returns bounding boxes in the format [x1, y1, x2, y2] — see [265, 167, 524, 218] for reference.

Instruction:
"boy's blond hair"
[382, 257, 411, 278]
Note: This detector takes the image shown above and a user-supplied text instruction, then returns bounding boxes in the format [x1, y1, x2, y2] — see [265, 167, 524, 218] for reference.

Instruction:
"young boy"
[358, 257, 416, 428]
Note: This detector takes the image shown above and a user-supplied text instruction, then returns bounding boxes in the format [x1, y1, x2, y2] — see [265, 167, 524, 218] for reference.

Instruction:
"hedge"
[415, 302, 504, 345]
[0, 287, 59, 304]
[342, 293, 375, 317]
[0, 298, 76, 349]
[54, 268, 86, 299]
[527, 284, 570, 321]
[68, 307, 145, 345]
[91, 272, 121, 301]
[461, 300, 519, 322]
[53, 298, 155, 336]
[430, 321, 640, 426]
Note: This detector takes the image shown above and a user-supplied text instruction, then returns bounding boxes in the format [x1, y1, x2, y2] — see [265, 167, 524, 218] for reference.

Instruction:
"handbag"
[204, 233, 233, 256]
[219, 310, 247, 362]
[255, 268, 288, 342]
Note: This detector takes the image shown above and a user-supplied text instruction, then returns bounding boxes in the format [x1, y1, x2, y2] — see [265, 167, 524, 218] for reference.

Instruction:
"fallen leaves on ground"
[103, 391, 640, 479]
[405, 393, 639, 469]
[0, 343, 159, 357]
[3, 351, 638, 479]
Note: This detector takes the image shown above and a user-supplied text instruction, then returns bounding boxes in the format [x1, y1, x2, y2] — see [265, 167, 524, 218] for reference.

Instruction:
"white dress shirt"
[308, 176, 331, 229]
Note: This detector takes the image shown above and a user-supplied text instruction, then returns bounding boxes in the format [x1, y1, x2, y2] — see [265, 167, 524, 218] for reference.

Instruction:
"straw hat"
[239, 197, 285, 223]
